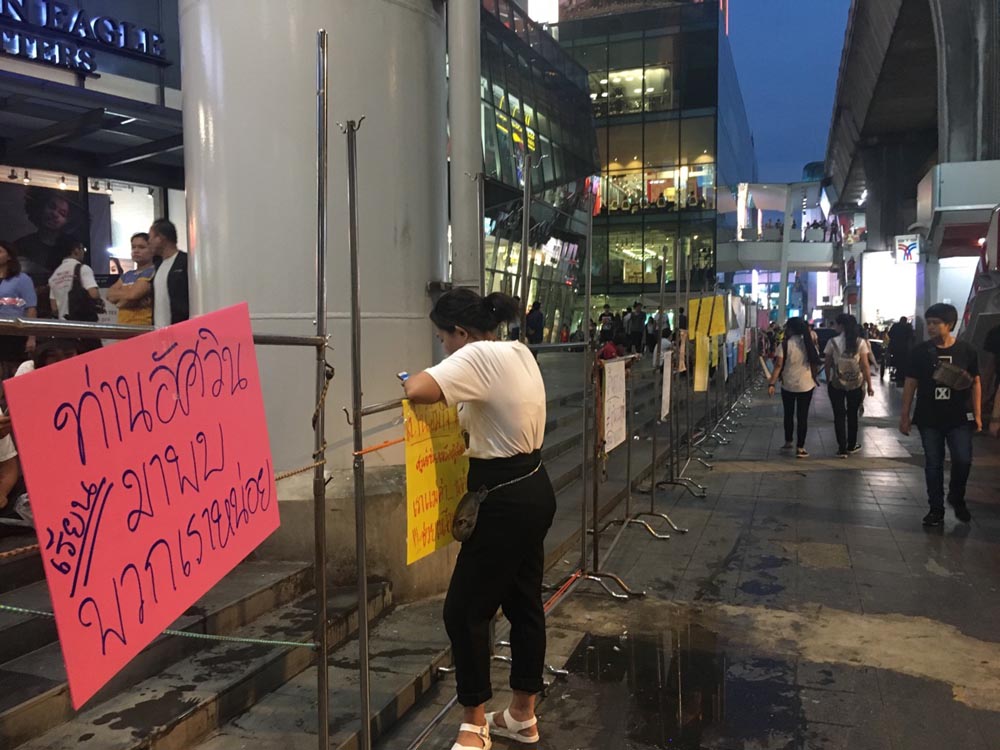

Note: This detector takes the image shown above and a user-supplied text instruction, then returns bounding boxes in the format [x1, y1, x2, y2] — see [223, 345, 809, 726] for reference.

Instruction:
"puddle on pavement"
[548, 625, 803, 749]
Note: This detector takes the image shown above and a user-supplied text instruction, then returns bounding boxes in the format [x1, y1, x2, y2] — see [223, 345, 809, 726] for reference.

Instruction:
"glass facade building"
[479, 0, 599, 338]
[554, 2, 756, 310]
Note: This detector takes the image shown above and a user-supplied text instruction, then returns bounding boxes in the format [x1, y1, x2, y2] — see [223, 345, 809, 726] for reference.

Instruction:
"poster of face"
[0, 183, 112, 282]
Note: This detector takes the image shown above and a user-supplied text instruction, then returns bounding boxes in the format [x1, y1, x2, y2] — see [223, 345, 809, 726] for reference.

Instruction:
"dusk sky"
[727, 0, 852, 183]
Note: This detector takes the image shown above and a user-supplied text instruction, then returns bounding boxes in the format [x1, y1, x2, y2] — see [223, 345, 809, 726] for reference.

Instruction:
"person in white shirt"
[0, 408, 18, 513]
[824, 313, 875, 457]
[47, 237, 100, 321]
[403, 288, 555, 750]
[767, 317, 821, 457]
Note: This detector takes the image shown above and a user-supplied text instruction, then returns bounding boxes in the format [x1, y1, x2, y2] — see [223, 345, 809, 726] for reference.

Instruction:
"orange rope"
[544, 570, 581, 612]
[353, 436, 405, 457]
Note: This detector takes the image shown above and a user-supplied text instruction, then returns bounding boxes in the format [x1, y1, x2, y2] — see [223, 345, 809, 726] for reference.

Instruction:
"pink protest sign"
[5, 303, 279, 708]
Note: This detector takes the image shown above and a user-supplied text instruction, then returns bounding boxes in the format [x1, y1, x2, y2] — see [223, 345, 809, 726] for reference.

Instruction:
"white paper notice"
[661, 351, 672, 420]
[603, 359, 627, 452]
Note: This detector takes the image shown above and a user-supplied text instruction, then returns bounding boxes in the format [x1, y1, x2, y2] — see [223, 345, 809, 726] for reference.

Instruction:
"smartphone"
[397, 372, 409, 383]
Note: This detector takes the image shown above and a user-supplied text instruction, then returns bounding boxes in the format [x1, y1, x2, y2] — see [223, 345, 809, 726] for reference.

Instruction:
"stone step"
[192, 597, 448, 750]
[0, 539, 43, 595]
[0, 561, 315, 749]
[9, 582, 391, 750]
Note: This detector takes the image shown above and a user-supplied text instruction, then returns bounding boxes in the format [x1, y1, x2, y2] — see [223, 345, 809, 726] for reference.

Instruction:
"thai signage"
[0, 0, 167, 74]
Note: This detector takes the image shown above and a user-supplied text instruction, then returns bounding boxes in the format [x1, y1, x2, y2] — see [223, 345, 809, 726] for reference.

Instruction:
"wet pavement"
[387, 377, 1000, 750]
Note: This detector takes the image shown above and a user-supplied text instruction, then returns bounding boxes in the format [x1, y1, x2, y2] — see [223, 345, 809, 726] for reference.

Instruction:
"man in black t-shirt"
[900, 304, 982, 527]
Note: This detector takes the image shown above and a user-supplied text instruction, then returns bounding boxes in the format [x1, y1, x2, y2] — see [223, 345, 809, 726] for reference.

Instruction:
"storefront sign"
[4, 304, 279, 708]
[403, 401, 469, 565]
[0, 0, 167, 74]
[894, 234, 921, 264]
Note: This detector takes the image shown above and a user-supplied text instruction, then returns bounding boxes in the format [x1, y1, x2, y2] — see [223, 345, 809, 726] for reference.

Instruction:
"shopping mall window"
[592, 220, 609, 288]
[680, 29, 718, 110]
[680, 220, 716, 289]
[643, 34, 678, 112]
[483, 103, 503, 180]
[608, 226, 645, 285]
[643, 226, 678, 286]
[680, 116, 714, 164]
[605, 171, 644, 213]
[643, 118, 680, 168]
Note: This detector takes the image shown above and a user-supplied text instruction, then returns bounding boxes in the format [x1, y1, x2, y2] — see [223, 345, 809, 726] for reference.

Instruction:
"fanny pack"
[452, 462, 542, 542]
[932, 360, 974, 391]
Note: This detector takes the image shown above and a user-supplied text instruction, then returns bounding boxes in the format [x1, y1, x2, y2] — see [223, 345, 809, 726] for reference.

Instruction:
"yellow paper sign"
[694, 334, 710, 392]
[403, 400, 469, 564]
[689, 296, 727, 337]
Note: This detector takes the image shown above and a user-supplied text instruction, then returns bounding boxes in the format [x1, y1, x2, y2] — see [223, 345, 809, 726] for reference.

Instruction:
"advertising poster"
[5, 304, 278, 708]
[603, 359, 627, 452]
[403, 401, 469, 565]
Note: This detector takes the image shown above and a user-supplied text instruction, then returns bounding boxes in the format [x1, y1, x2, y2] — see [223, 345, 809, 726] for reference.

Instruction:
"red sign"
[5, 304, 279, 708]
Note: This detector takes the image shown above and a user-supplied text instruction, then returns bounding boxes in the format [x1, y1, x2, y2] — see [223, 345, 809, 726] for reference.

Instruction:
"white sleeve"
[81, 265, 98, 290]
[423, 345, 493, 407]
[0, 411, 16, 462]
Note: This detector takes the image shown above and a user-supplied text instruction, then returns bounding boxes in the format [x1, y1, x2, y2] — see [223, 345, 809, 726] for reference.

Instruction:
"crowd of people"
[0, 218, 190, 530]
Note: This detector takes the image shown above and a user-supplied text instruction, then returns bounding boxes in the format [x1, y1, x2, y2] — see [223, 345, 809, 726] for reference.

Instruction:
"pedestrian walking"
[899, 303, 982, 527]
[628, 302, 646, 353]
[767, 317, 821, 458]
[403, 288, 555, 750]
[887, 316, 914, 386]
[824, 313, 875, 457]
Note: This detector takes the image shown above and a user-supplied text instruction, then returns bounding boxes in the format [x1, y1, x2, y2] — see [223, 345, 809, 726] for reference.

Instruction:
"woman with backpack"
[767, 317, 821, 457]
[824, 313, 875, 457]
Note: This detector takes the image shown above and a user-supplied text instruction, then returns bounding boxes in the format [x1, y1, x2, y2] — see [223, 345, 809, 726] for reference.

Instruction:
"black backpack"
[66, 263, 100, 322]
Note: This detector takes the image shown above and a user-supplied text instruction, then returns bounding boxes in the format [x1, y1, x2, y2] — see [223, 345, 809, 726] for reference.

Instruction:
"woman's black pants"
[828, 384, 864, 451]
[780, 389, 813, 448]
[443, 451, 556, 707]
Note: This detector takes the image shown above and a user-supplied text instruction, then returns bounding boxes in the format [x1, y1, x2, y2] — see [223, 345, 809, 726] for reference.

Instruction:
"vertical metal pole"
[313, 30, 331, 750]
[650, 245, 668, 508]
[477, 172, 487, 296]
[345, 119, 372, 750]
[672, 241, 681, 480]
[580, 190, 594, 574]
[591, 361, 602, 572]
[519, 153, 532, 341]
[624, 371, 632, 517]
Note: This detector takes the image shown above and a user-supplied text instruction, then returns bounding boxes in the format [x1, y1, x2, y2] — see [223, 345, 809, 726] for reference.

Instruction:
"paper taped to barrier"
[603, 359, 627, 452]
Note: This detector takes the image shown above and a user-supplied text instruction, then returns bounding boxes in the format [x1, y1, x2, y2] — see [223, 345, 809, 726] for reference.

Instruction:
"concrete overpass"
[825, 0, 1000, 255]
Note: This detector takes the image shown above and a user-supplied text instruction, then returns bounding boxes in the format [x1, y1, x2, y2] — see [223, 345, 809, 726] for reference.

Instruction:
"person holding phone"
[403, 288, 555, 750]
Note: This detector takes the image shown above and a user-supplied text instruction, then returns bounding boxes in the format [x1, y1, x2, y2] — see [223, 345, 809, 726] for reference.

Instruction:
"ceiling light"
[599, 78, 608, 85]
[601, 92, 608, 98]
[147, 187, 155, 198]
[633, 155, 638, 160]
[22, 170, 29, 185]
[58, 176, 67, 190]
[646, 87, 654, 93]
[703, 150, 708, 154]
[590, 93, 597, 99]
[633, 88, 642, 94]
[105, 181, 113, 194]
[625, 76, 634, 82]
[612, 77, 621, 83]
[978, 237, 987, 246]
[7, 169, 16, 180]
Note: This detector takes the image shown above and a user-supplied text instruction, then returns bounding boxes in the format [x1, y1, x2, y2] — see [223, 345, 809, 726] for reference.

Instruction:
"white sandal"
[450, 722, 491, 750]
[486, 709, 539, 744]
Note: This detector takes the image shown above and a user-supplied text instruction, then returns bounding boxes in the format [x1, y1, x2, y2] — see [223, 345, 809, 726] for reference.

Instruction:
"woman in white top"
[767, 317, 821, 457]
[404, 288, 555, 750]
[824, 313, 875, 457]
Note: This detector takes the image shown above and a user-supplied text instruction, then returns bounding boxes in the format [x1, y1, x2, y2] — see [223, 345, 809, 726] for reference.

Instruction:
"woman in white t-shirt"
[404, 288, 555, 750]
[824, 313, 875, 457]
[767, 317, 821, 457]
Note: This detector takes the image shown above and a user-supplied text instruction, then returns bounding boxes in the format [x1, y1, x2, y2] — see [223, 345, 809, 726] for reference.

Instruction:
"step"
[0, 561, 314, 750]
[11, 582, 391, 750]
[0, 539, 42, 595]
[193, 597, 449, 750]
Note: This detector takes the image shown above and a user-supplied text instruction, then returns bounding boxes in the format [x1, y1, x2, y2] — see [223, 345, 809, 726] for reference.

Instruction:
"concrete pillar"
[777, 186, 794, 323]
[860, 139, 931, 253]
[448, 0, 484, 291]
[930, 0, 1000, 161]
[179, 0, 448, 471]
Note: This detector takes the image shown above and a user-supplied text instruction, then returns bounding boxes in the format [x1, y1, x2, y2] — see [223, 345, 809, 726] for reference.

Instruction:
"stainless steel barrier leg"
[342, 117, 372, 750]
[313, 31, 331, 750]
